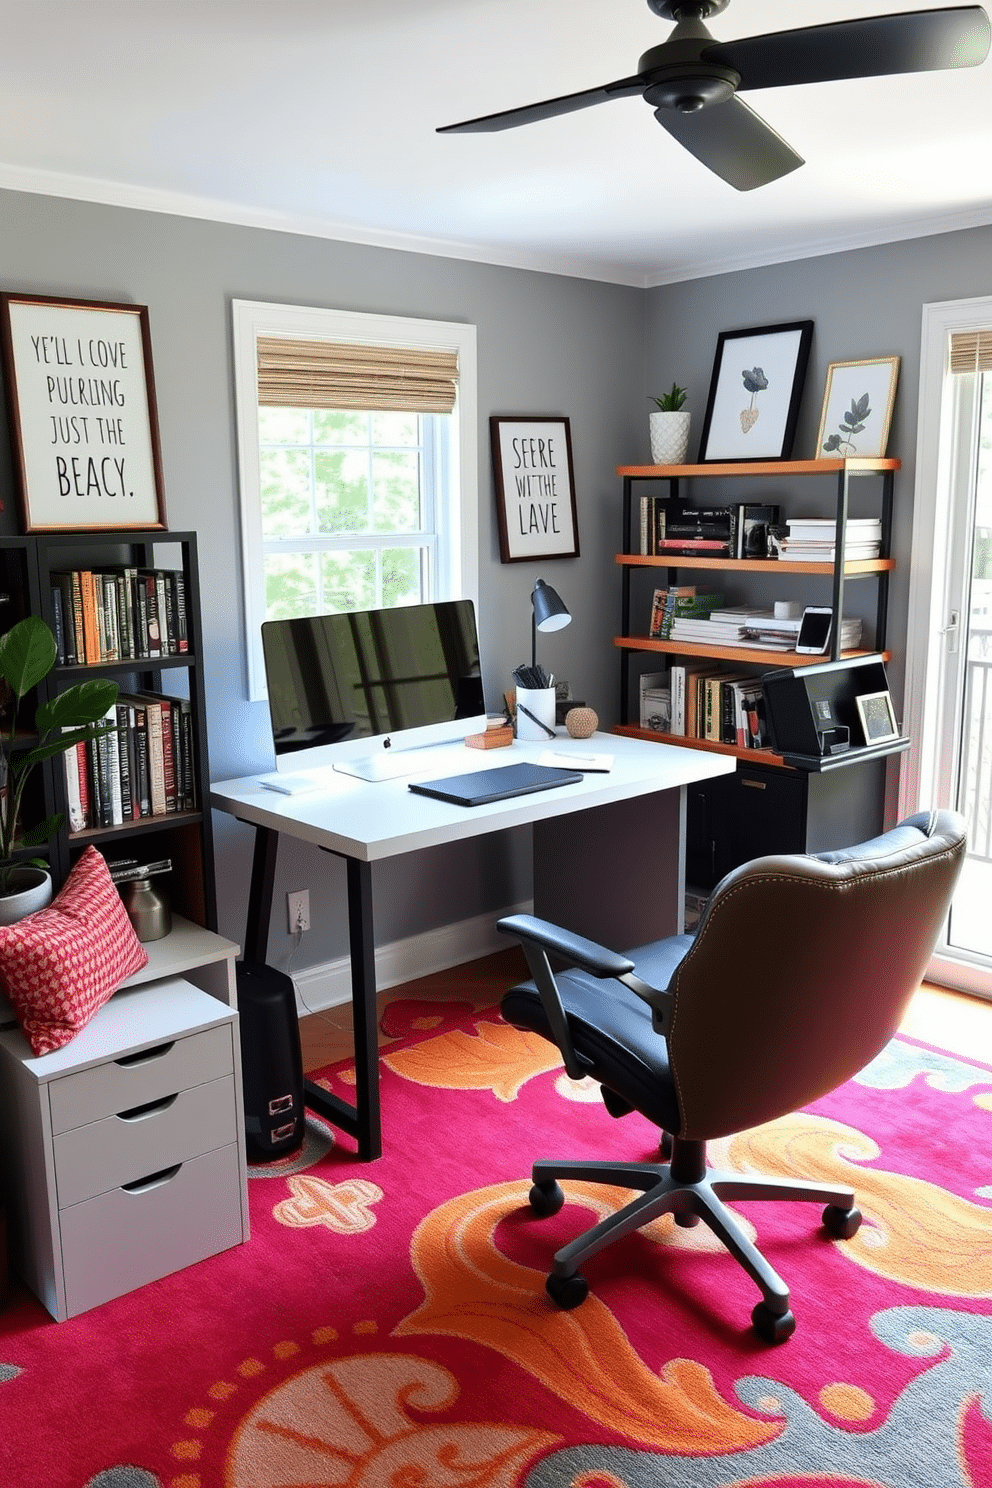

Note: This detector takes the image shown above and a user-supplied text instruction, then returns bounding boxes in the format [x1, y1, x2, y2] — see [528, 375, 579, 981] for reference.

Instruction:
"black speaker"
[236, 960, 305, 1160]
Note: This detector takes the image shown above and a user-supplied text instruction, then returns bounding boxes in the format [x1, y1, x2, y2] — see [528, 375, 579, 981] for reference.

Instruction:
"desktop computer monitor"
[261, 599, 487, 779]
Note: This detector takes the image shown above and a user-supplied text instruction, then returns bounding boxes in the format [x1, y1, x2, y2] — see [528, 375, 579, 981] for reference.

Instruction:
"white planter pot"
[649, 410, 691, 466]
[0, 866, 53, 925]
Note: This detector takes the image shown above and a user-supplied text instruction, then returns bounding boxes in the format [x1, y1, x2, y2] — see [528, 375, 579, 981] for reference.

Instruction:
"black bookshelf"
[1, 531, 217, 931]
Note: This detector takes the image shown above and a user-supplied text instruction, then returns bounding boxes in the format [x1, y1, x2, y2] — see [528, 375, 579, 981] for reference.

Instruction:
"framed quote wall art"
[697, 319, 814, 463]
[490, 415, 579, 563]
[0, 293, 167, 532]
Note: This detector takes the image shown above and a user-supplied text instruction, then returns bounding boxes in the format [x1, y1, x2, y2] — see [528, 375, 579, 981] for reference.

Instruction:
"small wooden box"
[465, 725, 514, 750]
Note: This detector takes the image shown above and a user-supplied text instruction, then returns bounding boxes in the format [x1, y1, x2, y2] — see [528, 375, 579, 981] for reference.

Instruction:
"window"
[232, 301, 477, 700]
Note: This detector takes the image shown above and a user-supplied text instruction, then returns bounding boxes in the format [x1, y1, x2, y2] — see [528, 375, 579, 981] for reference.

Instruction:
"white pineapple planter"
[649, 410, 691, 465]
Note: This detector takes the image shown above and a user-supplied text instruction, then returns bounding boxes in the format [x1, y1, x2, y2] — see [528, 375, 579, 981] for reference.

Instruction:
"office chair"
[498, 810, 966, 1342]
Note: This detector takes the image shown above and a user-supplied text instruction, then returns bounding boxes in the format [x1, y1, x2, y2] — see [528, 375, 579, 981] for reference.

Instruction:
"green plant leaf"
[20, 814, 63, 848]
[15, 723, 119, 769]
[0, 616, 57, 698]
[35, 678, 119, 732]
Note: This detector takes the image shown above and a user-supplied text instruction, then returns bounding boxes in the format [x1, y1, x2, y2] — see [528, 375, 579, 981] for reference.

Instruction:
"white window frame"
[232, 299, 478, 701]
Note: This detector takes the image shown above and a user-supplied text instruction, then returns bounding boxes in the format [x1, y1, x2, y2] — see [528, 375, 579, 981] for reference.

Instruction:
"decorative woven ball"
[565, 706, 598, 739]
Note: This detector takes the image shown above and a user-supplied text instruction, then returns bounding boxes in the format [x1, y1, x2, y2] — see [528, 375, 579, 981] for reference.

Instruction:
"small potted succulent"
[649, 382, 691, 465]
[0, 615, 118, 922]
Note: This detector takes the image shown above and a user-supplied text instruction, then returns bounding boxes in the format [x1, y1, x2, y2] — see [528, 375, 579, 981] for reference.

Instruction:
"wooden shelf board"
[612, 723, 787, 768]
[614, 636, 888, 667]
[617, 458, 900, 478]
[616, 554, 893, 575]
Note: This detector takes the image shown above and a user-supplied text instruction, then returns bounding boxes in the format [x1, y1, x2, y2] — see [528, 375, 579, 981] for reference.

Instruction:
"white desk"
[210, 733, 734, 1159]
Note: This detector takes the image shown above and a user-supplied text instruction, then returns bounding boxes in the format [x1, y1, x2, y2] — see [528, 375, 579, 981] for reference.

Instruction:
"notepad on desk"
[409, 761, 583, 807]
[538, 749, 614, 773]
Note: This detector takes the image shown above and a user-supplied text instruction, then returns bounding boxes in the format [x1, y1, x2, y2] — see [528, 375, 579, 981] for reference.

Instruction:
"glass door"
[935, 370, 992, 982]
[905, 301, 992, 999]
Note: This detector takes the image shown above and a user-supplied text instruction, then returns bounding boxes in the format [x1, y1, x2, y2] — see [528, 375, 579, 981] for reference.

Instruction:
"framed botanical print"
[697, 320, 814, 462]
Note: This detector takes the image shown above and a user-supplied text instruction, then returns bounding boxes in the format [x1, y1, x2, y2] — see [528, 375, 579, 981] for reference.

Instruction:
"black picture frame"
[490, 416, 579, 564]
[0, 292, 168, 533]
[697, 319, 814, 463]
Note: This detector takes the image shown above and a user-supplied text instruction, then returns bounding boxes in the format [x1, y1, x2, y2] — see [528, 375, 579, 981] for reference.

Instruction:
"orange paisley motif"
[396, 1180, 778, 1455]
[719, 1111, 992, 1296]
[383, 1019, 563, 1100]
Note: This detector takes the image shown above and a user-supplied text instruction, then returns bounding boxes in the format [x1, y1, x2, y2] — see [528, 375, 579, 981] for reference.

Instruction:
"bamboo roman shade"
[949, 329, 992, 375]
[256, 337, 459, 414]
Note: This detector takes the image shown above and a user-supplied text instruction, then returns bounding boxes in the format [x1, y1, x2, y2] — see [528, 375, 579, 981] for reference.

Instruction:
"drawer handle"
[115, 1041, 176, 1067]
[121, 1164, 182, 1194]
[740, 778, 766, 790]
[117, 1094, 178, 1123]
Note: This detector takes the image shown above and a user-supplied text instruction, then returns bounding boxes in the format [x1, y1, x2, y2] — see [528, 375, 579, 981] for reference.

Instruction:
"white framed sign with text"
[0, 294, 167, 532]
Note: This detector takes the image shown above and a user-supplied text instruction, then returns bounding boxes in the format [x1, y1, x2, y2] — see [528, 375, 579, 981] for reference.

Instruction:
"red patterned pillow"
[0, 846, 148, 1057]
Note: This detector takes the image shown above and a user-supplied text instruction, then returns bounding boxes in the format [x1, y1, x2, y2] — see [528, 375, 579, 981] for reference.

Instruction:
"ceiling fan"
[438, 2, 991, 191]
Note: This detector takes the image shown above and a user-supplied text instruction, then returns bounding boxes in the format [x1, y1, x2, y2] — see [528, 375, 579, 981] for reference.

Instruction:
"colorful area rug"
[2, 988, 992, 1488]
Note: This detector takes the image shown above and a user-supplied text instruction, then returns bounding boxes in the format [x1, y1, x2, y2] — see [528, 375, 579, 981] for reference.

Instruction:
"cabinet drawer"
[59, 1142, 244, 1318]
[53, 1075, 238, 1209]
[48, 1024, 234, 1134]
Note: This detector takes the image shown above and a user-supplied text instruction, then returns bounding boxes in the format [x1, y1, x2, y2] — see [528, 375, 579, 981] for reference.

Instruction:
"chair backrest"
[666, 810, 967, 1141]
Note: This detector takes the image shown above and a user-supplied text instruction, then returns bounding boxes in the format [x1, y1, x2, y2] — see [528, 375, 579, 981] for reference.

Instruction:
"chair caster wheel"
[529, 1180, 565, 1218]
[547, 1271, 589, 1310]
[674, 1211, 700, 1228]
[823, 1203, 862, 1239]
[659, 1130, 673, 1159]
[751, 1302, 796, 1343]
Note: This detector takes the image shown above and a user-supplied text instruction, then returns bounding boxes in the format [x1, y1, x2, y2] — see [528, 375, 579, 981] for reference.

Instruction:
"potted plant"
[0, 615, 118, 922]
[649, 382, 691, 465]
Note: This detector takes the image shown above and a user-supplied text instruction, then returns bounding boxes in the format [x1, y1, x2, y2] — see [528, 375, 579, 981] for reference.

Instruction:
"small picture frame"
[855, 690, 900, 745]
[490, 415, 579, 563]
[697, 320, 814, 463]
[815, 356, 900, 459]
[0, 292, 167, 532]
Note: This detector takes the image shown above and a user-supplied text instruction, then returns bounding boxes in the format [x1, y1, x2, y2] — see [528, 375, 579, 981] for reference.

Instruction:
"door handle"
[939, 610, 960, 653]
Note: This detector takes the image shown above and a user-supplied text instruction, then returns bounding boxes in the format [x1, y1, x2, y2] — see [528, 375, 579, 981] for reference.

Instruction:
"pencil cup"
[515, 686, 557, 741]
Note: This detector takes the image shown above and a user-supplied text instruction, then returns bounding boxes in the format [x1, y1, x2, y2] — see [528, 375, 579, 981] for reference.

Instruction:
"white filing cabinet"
[0, 925, 249, 1321]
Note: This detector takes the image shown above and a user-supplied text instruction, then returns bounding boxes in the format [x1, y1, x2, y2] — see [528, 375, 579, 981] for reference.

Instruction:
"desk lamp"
[530, 578, 570, 679]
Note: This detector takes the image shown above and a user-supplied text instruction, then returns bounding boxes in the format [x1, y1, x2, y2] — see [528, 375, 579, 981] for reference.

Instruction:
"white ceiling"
[1, 0, 990, 287]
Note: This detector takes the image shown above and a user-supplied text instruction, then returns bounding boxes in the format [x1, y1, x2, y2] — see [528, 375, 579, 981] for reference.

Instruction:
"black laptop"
[409, 761, 583, 807]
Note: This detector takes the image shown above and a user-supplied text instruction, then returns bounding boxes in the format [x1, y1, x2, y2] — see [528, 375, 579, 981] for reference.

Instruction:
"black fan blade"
[708, 6, 991, 93]
[656, 96, 803, 191]
[437, 75, 644, 133]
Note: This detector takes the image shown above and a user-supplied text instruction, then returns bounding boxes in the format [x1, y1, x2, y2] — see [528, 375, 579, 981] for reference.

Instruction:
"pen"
[517, 703, 556, 739]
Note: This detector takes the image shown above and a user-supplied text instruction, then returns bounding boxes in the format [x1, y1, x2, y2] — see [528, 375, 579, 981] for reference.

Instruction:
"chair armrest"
[497, 914, 635, 978]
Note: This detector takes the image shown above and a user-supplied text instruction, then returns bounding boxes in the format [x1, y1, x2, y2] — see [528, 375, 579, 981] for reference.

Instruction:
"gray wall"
[0, 187, 644, 968]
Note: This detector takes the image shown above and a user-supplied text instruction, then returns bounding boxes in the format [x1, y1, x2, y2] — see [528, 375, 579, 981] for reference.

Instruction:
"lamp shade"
[531, 578, 571, 634]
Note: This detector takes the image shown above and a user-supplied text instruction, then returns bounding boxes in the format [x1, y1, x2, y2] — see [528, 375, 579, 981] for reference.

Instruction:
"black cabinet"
[687, 754, 889, 891]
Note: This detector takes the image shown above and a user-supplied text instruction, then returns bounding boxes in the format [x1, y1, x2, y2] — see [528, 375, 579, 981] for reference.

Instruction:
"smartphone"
[795, 606, 833, 654]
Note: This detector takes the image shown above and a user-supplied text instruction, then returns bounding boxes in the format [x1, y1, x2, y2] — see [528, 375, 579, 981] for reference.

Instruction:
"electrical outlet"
[287, 889, 310, 933]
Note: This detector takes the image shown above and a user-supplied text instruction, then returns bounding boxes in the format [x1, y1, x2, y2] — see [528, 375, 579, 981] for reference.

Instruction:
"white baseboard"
[291, 899, 532, 1016]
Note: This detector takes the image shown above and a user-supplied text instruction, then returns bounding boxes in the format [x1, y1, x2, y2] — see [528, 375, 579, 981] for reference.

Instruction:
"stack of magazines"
[777, 517, 882, 561]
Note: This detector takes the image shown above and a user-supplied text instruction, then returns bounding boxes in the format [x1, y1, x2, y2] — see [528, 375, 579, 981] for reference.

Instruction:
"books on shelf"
[61, 690, 197, 832]
[777, 517, 882, 561]
[648, 587, 726, 639]
[50, 566, 189, 664]
[668, 611, 863, 652]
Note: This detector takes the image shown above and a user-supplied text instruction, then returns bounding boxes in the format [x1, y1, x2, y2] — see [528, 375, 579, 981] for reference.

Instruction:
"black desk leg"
[300, 854, 382, 1161]
[243, 824, 383, 1161]
[245, 824, 279, 965]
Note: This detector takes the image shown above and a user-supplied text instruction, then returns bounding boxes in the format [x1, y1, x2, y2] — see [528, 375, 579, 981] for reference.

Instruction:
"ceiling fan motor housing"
[639, 30, 740, 114]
